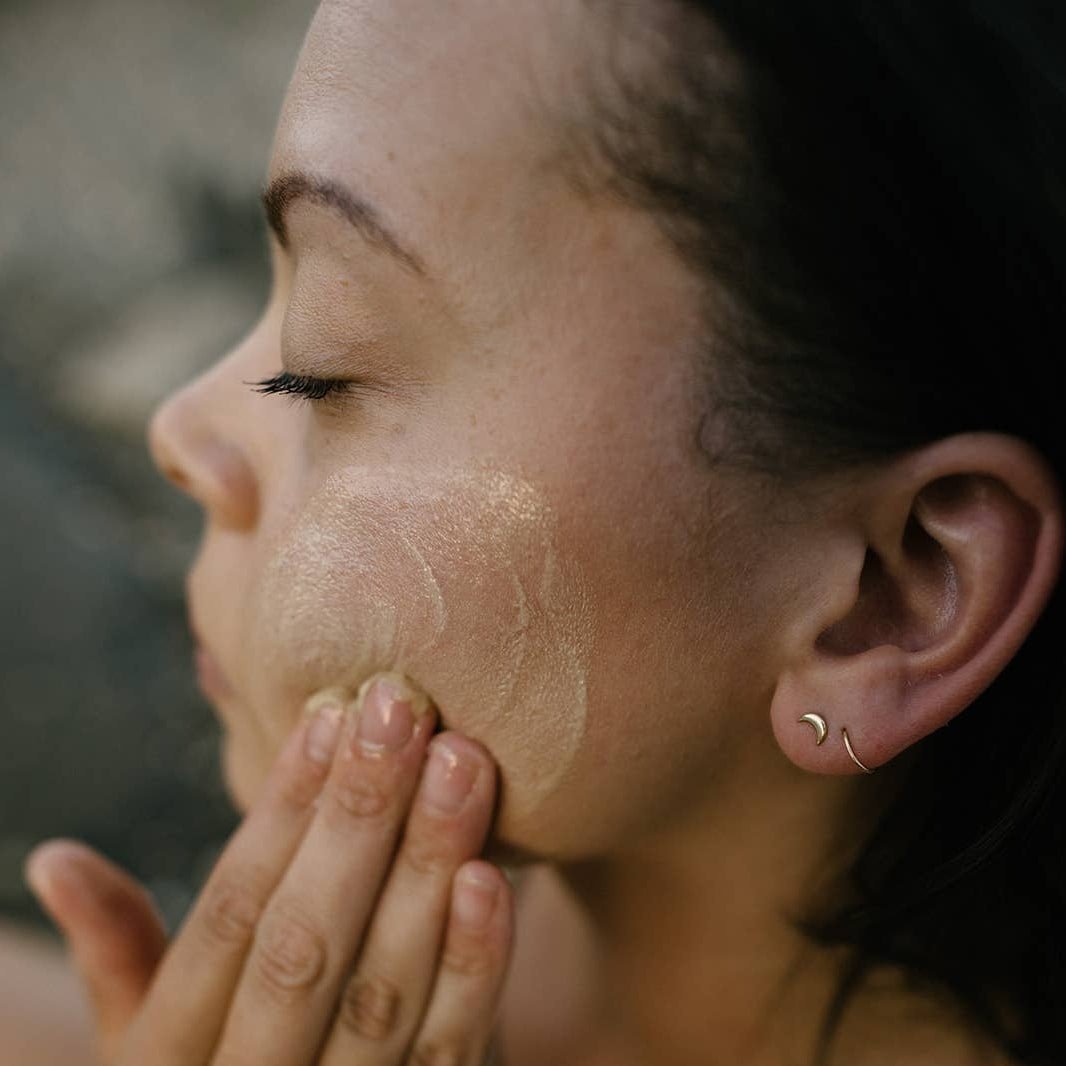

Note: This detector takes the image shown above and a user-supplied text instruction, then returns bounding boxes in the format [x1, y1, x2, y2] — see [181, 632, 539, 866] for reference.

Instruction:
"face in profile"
[149, 0, 793, 864]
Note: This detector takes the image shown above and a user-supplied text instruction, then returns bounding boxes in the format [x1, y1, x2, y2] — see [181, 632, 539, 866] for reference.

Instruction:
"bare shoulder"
[825, 965, 1024, 1066]
[0, 920, 97, 1066]
[831, 1029, 1021, 1066]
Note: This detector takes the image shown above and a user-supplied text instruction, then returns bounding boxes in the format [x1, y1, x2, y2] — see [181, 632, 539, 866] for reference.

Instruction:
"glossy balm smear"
[255, 461, 594, 810]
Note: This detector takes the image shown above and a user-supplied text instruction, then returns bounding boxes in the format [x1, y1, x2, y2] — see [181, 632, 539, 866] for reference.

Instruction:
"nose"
[147, 375, 259, 530]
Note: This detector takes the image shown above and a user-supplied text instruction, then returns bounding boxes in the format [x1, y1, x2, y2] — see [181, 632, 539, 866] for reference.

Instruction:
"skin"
[0, 922, 96, 1066]
[26, 681, 517, 1065]
[152, 0, 774, 867]
[251, 465, 595, 813]
[144, 1, 1065, 1062]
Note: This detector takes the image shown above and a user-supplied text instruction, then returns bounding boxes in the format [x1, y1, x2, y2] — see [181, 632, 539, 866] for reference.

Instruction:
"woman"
[23, 1, 1066, 1064]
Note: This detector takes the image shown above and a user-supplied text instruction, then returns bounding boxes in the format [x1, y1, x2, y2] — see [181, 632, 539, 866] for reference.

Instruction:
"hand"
[24, 671, 515, 1065]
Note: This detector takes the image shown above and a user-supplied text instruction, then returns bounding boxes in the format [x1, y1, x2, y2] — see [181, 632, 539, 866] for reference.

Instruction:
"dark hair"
[582, 2, 1066, 1063]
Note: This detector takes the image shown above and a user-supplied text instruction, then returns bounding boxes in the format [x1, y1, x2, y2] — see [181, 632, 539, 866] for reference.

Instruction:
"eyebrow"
[261, 171, 427, 279]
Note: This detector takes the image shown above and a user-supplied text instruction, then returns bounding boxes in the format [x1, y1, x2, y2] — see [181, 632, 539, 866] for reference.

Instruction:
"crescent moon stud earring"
[797, 713, 876, 773]
[797, 712, 828, 745]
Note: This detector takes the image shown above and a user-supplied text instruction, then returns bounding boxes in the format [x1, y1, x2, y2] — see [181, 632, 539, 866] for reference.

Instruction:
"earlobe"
[771, 433, 1065, 776]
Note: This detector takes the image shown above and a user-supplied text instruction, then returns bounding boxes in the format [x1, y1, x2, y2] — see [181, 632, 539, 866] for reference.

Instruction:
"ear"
[770, 433, 1064, 775]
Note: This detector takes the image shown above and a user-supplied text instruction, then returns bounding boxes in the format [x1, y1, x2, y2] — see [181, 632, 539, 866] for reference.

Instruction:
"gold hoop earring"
[797, 713, 875, 774]
[840, 726, 874, 774]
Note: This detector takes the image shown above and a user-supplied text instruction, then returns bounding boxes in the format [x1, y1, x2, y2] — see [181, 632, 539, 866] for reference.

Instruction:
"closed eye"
[247, 371, 351, 404]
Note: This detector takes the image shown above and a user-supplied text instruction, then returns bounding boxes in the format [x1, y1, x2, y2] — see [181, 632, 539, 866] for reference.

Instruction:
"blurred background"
[0, 0, 317, 949]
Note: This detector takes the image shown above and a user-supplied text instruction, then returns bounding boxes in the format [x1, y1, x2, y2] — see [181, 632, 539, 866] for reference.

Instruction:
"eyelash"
[248, 371, 352, 405]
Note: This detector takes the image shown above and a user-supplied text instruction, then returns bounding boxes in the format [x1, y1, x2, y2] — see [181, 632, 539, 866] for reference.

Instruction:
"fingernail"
[354, 672, 429, 754]
[304, 700, 344, 764]
[422, 738, 479, 814]
[454, 866, 498, 929]
[24, 849, 56, 901]
[24, 842, 90, 910]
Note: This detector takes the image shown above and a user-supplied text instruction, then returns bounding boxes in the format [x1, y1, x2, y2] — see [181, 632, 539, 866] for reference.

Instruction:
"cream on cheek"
[247, 461, 595, 813]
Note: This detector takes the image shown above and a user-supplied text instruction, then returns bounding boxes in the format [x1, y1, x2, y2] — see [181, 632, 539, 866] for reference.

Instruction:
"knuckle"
[276, 758, 327, 810]
[337, 971, 403, 1041]
[326, 763, 392, 821]
[199, 876, 263, 948]
[440, 938, 496, 979]
[409, 1043, 464, 1066]
[251, 905, 328, 1002]
[400, 832, 455, 878]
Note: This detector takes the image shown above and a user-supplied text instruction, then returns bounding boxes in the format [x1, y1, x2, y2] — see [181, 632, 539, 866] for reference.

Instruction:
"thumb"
[24, 839, 169, 1061]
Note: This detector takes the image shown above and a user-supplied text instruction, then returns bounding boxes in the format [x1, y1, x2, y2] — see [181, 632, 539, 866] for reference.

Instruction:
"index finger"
[119, 687, 355, 1065]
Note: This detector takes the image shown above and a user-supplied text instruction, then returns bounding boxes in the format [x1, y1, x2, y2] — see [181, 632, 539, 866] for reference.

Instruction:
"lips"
[187, 590, 237, 705]
[194, 641, 237, 703]
[186, 587, 444, 731]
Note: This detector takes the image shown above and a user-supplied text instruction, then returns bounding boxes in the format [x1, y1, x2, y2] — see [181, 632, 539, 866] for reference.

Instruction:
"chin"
[480, 833, 544, 872]
[220, 733, 267, 815]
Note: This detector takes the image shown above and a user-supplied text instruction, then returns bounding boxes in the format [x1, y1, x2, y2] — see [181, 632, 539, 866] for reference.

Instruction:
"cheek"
[243, 461, 596, 824]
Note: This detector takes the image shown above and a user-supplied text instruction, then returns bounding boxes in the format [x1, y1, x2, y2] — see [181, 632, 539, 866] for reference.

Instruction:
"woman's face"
[149, 0, 793, 863]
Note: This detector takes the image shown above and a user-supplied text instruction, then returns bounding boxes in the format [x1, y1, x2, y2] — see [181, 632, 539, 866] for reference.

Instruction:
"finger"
[24, 839, 167, 1059]
[120, 686, 351, 1065]
[406, 861, 515, 1066]
[318, 732, 497, 1064]
[210, 673, 437, 1066]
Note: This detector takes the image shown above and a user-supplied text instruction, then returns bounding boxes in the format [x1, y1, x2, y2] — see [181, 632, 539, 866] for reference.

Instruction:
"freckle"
[387, 150, 396, 162]
[469, 413, 478, 428]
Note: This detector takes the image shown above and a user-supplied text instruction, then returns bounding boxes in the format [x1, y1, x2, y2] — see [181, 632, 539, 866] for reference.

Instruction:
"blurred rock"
[0, 0, 317, 932]
[56, 264, 263, 434]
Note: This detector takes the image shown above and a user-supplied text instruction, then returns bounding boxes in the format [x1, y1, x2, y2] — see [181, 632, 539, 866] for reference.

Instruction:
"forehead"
[269, 1, 599, 264]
